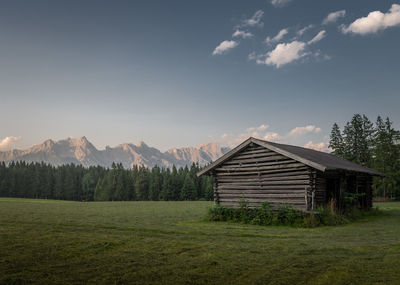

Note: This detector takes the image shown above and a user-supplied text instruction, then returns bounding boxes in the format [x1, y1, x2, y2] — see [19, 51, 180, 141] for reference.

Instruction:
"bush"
[207, 200, 383, 228]
[208, 201, 307, 227]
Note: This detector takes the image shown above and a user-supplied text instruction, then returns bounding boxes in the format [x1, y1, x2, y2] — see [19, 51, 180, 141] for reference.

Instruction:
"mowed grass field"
[1, 199, 400, 285]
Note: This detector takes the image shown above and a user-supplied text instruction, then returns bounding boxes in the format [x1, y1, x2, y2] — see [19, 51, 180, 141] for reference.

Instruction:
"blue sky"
[1, 0, 399, 151]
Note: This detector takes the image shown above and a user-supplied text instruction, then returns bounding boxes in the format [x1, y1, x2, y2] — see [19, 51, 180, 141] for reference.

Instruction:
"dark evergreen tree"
[201, 175, 214, 201]
[342, 114, 374, 166]
[180, 173, 197, 200]
[149, 166, 162, 201]
[82, 172, 96, 201]
[135, 166, 149, 200]
[159, 169, 172, 201]
[329, 123, 344, 156]
[372, 117, 400, 198]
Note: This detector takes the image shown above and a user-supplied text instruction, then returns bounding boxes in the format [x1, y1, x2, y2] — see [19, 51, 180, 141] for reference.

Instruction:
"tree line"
[0, 162, 214, 202]
[329, 114, 400, 199]
[1, 113, 398, 202]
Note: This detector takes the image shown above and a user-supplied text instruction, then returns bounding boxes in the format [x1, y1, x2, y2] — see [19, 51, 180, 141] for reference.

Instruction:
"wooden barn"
[197, 137, 383, 211]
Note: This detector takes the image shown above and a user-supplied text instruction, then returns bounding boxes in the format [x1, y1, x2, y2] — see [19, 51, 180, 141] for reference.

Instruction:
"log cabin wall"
[213, 143, 311, 211]
[315, 171, 373, 210]
[315, 171, 327, 207]
[355, 174, 373, 209]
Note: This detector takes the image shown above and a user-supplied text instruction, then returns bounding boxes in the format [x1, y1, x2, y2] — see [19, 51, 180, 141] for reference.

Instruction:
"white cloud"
[266, 28, 289, 45]
[257, 30, 327, 68]
[220, 133, 230, 140]
[241, 10, 264, 27]
[220, 124, 276, 147]
[0, 136, 21, 151]
[257, 124, 269, 131]
[212, 40, 239, 55]
[307, 30, 326, 45]
[271, 0, 294, 8]
[288, 125, 321, 137]
[259, 40, 307, 68]
[247, 124, 269, 132]
[220, 124, 325, 149]
[232, 30, 253, 39]
[303, 141, 329, 152]
[322, 10, 346, 25]
[314, 50, 332, 61]
[263, 132, 282, 141]
[323, 54, 332, 60]
[341, 4, 400, 35]
[248, 52, 257, 61]
[297, 24, 313, 36]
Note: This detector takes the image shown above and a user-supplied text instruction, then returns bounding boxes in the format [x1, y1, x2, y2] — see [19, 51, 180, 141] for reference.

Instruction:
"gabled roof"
[197, 137, 383, 177]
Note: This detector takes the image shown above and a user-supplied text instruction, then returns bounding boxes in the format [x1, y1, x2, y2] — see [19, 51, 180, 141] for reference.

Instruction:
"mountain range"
[0, 137, 230, 169]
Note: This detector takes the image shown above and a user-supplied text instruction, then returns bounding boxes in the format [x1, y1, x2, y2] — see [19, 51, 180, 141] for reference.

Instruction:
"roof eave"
[251, 138, 327, 172]
[324, 167, 385, 177]
[196, 137, 254, 177]
[197, 137, 384, 178]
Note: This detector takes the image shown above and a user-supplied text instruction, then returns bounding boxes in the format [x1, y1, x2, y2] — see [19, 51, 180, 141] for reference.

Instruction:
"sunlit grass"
[1, 198, 399, 284]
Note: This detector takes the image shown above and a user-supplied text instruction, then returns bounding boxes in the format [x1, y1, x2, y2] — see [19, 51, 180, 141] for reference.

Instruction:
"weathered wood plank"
[223, 159, 296, 168]
[216, 163, 306, 172]
[219, 198, 306, 204]
[237, 147, 276, 156]
[215, 167, 309, 176]
[215, 171, 261, 176]
[232, 150, 279, 159]
[220, 201, 307, 210]
[218, 189, 307, 195]
[224, 155, 289, 165]
[259, 169, 310, 176]
[218, 184, 309, 190]
[216, 174, 309, 182]
[218, 179, 309, 186]
[219, 193, 305, 198]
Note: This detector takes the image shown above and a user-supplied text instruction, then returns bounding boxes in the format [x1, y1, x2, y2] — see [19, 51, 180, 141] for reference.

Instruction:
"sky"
[1, 0, 399, 152]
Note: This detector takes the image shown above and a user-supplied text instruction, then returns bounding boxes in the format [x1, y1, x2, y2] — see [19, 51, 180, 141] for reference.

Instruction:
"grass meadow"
[0, 198, 400, 284]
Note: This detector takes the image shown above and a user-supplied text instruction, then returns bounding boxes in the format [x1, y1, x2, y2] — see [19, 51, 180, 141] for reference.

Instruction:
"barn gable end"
[213, 142, 311, 211]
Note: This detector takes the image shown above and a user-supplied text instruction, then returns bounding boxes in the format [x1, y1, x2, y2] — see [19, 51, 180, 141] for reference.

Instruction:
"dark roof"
[197, 137, 383, 177]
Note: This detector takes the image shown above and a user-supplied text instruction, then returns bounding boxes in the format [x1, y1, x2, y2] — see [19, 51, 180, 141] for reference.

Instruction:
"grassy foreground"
[0, 199, 399, 284]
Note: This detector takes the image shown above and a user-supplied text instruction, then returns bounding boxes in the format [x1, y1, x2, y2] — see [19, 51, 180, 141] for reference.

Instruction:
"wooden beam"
[216, 163, 306, 172]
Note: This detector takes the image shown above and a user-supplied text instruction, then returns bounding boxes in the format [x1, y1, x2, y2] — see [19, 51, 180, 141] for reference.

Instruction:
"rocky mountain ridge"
[0, 137, 230, 169]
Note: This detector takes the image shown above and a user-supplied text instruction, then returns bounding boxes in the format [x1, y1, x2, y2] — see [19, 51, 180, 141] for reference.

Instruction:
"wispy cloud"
[241, 10, 264, 27]
[220, 124, 278, 147]
[257, 30, 327, 68]
[297, 24, 313, 36]
[288, 125, 321, 137]
[341, 4, 400, 35]
[258, 41, 307, 68]
[322, 10, 346, 25]
[303, 141, 329, 152]
[248, 52, 258, 61]
[0, 136, 21, 151]
[220, 124, 325, 150]
[212, 40, 239, 55]
[232, 30, 253, 39]
[271, 0, 294, 8]
[263, 132, 283, 141]
[247, 124, 269, 132]
[313, 50, 332, 61]
[266, 28, 289, 45]
[307, 30, 326, 45]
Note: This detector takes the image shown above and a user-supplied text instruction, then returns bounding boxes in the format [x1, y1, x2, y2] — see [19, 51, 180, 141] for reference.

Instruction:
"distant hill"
[0, 136, 230, 169]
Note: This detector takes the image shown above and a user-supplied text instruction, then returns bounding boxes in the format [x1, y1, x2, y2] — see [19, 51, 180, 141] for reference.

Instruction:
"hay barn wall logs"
[315, 172, 327, 206]
[198, 137, 382, 211]
[214, 144, 310, 210]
